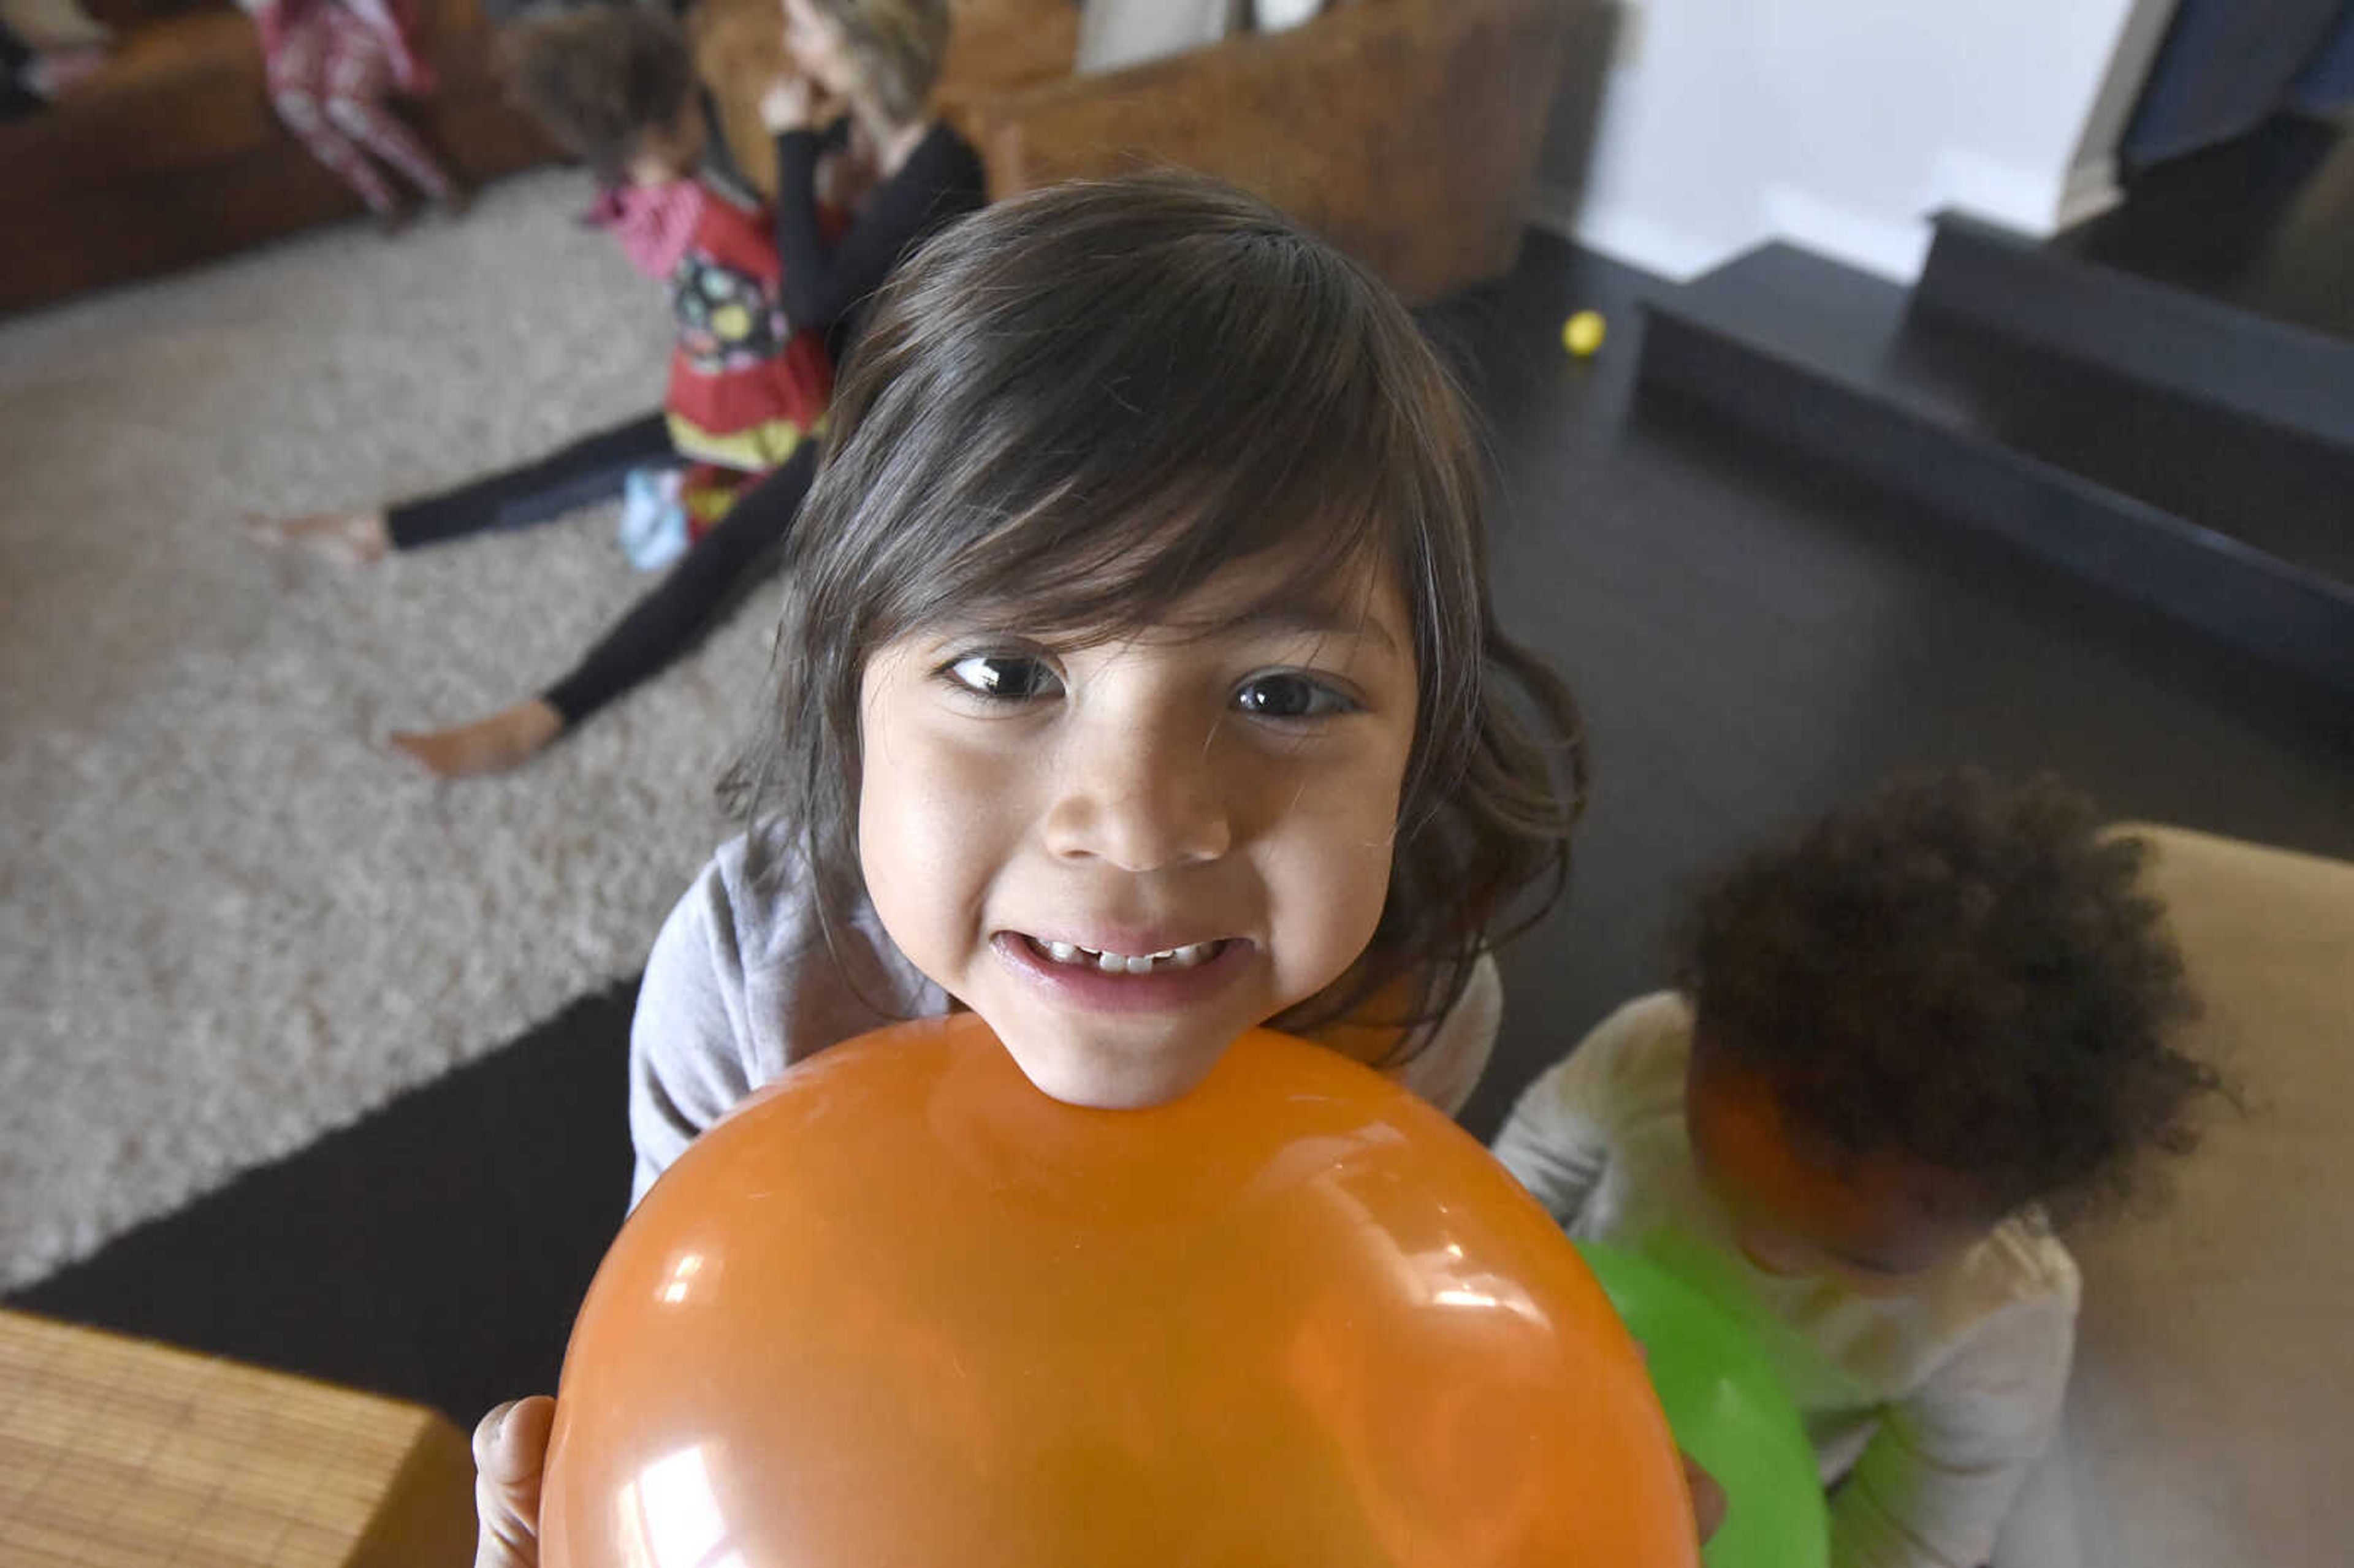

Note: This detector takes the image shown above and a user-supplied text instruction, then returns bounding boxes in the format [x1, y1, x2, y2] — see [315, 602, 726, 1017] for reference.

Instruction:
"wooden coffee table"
[0, 1311, 475, 1568]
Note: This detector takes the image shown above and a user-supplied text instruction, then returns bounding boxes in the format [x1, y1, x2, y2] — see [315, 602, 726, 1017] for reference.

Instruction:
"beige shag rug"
[0, 170, 778, 1288]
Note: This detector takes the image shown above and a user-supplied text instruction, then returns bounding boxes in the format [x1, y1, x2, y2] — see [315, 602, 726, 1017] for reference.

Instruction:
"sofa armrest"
[2051, 823, 2354, 1568]
[961, 0, 1576, 303]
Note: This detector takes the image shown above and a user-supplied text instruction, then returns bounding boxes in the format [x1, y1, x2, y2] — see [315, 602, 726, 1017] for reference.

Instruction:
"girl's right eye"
[943, 653, 1061, 702]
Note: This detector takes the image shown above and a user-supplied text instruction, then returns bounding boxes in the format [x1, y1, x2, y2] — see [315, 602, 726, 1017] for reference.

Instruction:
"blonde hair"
[805, 0, 951, 125]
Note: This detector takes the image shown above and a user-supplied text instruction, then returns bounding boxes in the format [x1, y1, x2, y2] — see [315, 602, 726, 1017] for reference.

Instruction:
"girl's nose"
[1043, 710, 1234, 872]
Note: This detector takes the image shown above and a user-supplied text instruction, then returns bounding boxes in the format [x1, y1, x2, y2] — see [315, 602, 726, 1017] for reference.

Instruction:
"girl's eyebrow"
[1232, 606, 1401, 657]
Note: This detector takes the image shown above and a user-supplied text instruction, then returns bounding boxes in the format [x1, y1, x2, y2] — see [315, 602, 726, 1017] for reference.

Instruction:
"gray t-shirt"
[628, 831, 1503, 1204]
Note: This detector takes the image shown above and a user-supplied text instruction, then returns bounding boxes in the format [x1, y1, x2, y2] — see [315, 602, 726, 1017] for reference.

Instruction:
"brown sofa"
[0, 0, 553, 315]
[696, 0, 1575, 305]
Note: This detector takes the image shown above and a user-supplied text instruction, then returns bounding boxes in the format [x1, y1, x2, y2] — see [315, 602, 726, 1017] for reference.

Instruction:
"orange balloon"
[541, 1014, 1698, 1568]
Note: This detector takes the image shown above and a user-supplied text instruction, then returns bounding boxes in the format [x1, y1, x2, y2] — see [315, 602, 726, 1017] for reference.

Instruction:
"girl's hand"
[758, 72, 820, 132]
[1682, 1448, 1728, 1543]
[1636, 1341, 1726, 1544]
[473, 1396, 555, 1568]
[390, 50, 435, 95]
[465, 1392, 1716, 1558]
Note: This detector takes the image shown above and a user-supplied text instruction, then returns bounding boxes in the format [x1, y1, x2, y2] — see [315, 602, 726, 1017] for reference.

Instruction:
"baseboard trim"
[1529, 183, 1732, 284]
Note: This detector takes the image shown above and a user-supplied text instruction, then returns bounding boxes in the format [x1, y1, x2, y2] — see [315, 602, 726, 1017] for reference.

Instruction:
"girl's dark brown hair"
[501, 6, 695, 187]
[733, 173, 1586, 1062]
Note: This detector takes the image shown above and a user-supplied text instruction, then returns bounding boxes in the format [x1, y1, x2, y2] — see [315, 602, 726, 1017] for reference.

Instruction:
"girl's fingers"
[473, 1396, 557, 1568]
[1680, 1449, 1729, 1543]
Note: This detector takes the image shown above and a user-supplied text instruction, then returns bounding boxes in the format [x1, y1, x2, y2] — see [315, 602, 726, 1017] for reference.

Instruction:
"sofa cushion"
[962, 0, 1571, 302]
[2025, 824, 2354, 1567]
[3, 6, 276, 200]
[78, 0, 205, 28]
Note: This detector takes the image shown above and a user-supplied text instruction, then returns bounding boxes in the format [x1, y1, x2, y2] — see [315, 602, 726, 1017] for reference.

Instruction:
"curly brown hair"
[1678, 770, 2216, 1216]
[500, 6, 696, 187]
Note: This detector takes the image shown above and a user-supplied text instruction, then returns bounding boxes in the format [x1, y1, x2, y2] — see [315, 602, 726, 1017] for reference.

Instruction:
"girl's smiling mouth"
[994, 931, 1254, 1013]
[1024, 935, 1230, 974]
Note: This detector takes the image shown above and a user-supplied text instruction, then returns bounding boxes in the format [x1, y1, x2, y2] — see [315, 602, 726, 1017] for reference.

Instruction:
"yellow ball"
[1563, 310, 1607, 358]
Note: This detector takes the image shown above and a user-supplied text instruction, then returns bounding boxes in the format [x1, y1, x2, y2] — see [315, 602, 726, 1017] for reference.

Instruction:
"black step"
[1634, 243, 2354, 699]
[1917, 210, 2354, 454]
[2060, 112, 2354, 349]
[1889, 307, 2354, 587]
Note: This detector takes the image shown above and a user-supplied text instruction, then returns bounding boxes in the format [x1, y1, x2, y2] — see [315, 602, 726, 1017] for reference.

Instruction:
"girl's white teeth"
[1036, 938, 1217, 973]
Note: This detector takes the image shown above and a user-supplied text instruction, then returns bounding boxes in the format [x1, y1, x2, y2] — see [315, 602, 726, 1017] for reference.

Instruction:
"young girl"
[495, 6, 838, 538]
[465, 172, 1591, 1568]
[1494, 771, 2219, 1568]
[251, 0, 985, 779]
[240, 0, 459, 224]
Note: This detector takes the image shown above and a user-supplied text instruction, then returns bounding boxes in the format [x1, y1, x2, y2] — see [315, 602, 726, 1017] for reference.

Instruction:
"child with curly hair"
[1494, 770, 2218, 1568]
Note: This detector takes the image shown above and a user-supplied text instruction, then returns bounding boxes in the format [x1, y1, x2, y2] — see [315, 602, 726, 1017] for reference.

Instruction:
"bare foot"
[243, 508, 391, 566]
[389, 699, 565, 779]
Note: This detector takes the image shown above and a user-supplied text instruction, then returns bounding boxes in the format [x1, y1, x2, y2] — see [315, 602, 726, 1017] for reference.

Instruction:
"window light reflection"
[658, 1251, 707, 1306]
[614, 1442, 733, 1568]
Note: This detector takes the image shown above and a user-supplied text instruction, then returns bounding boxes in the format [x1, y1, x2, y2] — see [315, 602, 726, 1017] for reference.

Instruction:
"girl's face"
[780, 0, 861, 103]
[1684, 1039, 2000, 1296]
[629, 102, 706, 187]
[856, 547, 1420, 1109]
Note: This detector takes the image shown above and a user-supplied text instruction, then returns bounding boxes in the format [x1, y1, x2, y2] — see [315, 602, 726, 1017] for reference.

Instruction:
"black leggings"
[384, 414, 820, 727]
[385, 412, 677, 548]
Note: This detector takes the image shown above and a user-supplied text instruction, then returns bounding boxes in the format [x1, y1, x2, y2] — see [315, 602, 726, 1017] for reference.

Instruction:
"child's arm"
[766, 118, 982, 351]
[1490, 997, 1668, 1228]
[1829, 1293, 2076, 1568]
[627, 864, 763, 1206]
[627, 839, 940, 1201]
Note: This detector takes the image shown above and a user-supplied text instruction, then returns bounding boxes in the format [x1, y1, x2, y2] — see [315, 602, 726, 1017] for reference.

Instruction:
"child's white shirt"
[1492, 992, 2079, 1568]
[628, 830, 1502, 1205]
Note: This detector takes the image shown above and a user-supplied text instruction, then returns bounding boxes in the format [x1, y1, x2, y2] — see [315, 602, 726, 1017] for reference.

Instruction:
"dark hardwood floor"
[15, 229, 2350, 1428]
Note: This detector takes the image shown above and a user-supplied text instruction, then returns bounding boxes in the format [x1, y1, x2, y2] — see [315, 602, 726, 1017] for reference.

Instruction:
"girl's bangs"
[929, 452, 1407, 648]
[874, 334, 1440, 650]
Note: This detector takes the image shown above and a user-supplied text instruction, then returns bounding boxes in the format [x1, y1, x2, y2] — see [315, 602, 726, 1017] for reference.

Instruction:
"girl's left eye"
[945, 653, 1061, 701]
[1233, 672, 1357, 720]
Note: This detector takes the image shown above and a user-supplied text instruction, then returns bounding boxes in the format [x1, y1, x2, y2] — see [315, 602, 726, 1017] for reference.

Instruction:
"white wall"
[1545, 0, 2174, 283]
[2066, 0, 2184, 211]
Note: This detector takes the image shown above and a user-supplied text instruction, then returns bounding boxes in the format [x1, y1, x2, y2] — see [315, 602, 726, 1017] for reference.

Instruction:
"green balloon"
[1577, 1241, 1830, 1568]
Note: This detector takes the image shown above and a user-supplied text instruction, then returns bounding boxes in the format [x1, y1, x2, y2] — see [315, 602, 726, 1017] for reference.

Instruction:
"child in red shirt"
[248, 1, 985, 777]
